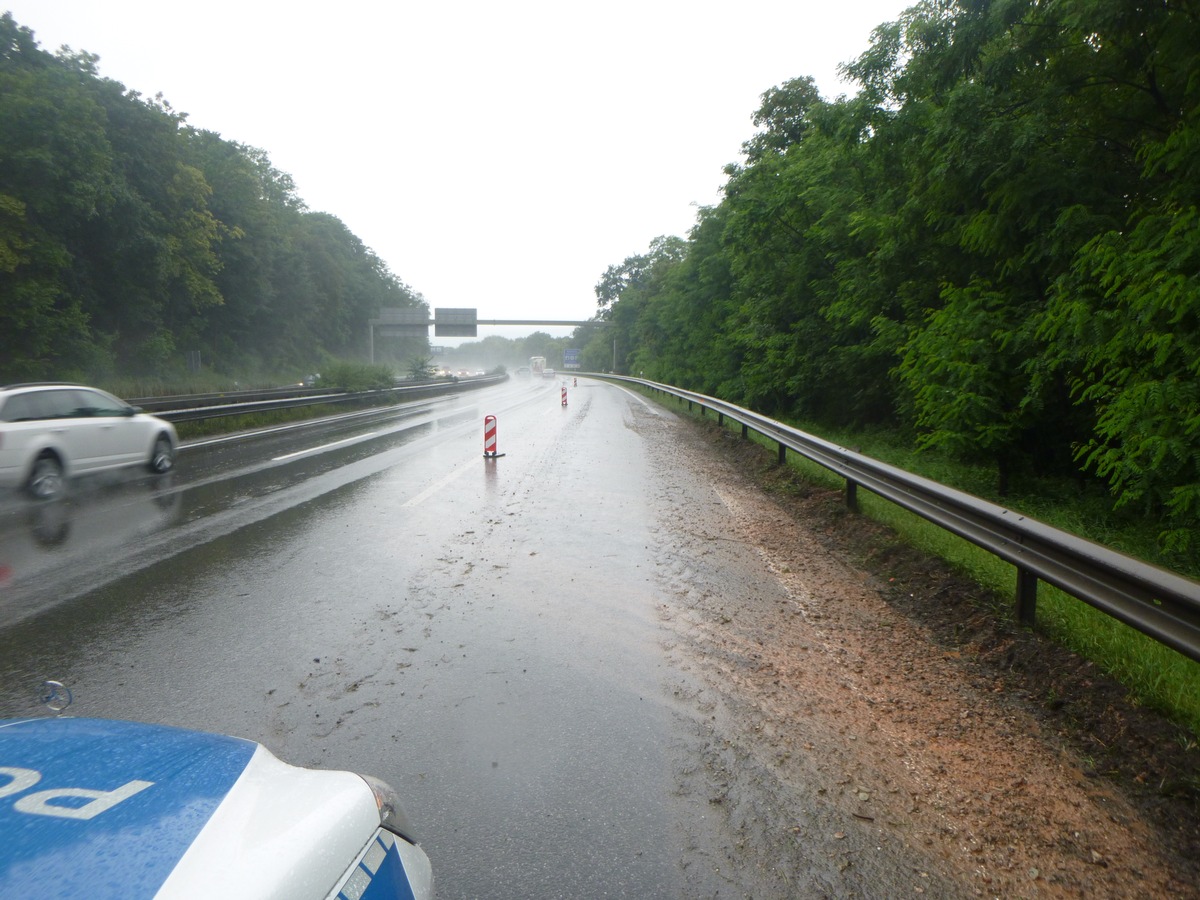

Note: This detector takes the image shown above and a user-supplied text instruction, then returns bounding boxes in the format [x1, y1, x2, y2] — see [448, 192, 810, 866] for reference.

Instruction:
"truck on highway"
[530, 356, 546, 377]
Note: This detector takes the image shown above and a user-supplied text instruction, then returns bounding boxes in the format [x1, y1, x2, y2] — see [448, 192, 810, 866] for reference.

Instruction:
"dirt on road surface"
[643, 405, 1200, 898]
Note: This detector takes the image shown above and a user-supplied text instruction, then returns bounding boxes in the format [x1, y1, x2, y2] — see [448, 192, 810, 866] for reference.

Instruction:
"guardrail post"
[718, 412, 725, 426]
[1016, 567, 1038, 625]
[845, 480, 858, 512]
[741, 423, 749, 439]
[778, 442, 786, 465]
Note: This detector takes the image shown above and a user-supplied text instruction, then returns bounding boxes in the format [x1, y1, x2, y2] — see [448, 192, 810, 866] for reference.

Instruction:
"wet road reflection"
[0, 377, 733, 898]
[0, 391, 517, 626]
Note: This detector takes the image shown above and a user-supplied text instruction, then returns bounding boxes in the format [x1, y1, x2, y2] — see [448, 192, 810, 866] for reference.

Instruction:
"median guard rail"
[591, 374, 1200, 664]
[143, 376, 505, 423]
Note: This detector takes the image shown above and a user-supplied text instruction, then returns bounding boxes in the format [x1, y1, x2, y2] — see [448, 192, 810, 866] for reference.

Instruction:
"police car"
[0, 716, 433, 899]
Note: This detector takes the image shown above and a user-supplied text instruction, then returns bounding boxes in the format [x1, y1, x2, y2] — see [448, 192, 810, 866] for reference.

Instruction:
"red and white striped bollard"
[483, 415, 504, 458]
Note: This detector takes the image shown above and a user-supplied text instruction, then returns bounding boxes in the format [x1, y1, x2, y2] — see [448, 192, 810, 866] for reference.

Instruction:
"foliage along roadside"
[580, 0, 1200, 563]
[0, 14, 428, 384]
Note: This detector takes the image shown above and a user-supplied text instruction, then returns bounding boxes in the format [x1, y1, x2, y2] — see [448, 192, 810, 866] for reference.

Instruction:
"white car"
[0, 383, 177, 500]
[0, 716, 433, 899]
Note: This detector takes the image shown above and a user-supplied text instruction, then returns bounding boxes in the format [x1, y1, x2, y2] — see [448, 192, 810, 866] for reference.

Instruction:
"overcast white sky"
[5, 1, 909, 343]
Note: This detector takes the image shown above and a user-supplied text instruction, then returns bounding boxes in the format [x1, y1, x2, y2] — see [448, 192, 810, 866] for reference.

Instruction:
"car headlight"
[358, 774, 420, 844]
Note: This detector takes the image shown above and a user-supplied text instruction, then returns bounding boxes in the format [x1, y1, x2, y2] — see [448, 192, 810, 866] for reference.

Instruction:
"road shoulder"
[647, 408, 1200, 897]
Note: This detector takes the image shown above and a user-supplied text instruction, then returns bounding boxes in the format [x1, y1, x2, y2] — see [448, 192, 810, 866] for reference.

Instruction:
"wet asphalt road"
[0, 376, 735, 899]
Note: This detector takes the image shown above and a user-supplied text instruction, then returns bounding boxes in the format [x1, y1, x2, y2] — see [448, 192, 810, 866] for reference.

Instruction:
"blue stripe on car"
[337, 830, 418, 900]
[0, 717, 255, 899]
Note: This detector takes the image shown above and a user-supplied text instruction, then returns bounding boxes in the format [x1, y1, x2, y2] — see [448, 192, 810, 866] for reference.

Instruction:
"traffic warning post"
[483, 415, 505, 458]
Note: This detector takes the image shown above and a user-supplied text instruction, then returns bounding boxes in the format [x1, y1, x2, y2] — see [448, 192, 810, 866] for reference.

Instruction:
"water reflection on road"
[0, 393, 501, 627]
[0, 378, 735, 899]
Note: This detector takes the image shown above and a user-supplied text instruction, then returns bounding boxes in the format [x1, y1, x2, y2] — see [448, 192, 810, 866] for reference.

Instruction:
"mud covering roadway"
[0, 375, 1197, 898]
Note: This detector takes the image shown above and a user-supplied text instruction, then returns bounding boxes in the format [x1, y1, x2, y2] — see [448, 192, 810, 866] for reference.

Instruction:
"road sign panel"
[435, 308, 477, 337]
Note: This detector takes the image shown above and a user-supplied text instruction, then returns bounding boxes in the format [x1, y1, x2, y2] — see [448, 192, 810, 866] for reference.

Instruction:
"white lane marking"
[402, 456, 479, 507]
[272, 432, 378, 461]
[180, 401, 441, 450]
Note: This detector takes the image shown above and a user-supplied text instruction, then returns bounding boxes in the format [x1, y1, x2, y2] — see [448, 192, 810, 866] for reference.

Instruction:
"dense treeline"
[0, 13, 425, 384]
[582, 0, 1200, 554]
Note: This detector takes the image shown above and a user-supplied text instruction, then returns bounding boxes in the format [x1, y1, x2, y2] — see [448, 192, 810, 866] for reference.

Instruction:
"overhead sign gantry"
[368, 308, 600, 361]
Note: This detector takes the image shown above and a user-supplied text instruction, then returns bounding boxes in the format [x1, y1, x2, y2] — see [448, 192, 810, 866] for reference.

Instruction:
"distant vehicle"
[0, 383, 177, 501]
[529, 357, 546, 378]
[474, 370, 486, 376]
[302, 373, 320, 387]
[543, 368, 557, 378]
[516, 366, 531, 377]
[0, 716, 433, 899]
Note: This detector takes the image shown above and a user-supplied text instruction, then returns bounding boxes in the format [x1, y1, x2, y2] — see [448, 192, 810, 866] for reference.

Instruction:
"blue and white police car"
[0, 716, 433, 899]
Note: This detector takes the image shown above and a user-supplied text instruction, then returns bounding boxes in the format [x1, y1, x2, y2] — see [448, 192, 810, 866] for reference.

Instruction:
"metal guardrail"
[591, 374, 1200, 664]
[146, 376, 505, 424]
[129, 385, 341, 411]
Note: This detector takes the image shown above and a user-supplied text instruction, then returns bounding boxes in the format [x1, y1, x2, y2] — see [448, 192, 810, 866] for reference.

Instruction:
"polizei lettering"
[0, 766, 153, 820]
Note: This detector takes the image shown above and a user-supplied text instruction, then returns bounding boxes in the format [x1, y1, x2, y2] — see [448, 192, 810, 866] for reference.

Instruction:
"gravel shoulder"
[645, 406, 1200, 898]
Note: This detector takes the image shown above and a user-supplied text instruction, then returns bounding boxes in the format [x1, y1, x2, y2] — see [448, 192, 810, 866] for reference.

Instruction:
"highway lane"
[0, 382, 530, 626]
[0, 376, 746, 898]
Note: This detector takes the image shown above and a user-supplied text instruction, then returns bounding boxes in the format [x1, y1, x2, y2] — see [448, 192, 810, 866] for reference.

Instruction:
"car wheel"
[26, 454, 65, 500]
[148, 434, 175, 474]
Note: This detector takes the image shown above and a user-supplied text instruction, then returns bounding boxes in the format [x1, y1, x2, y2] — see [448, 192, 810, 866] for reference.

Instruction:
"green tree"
[0, 12, 428, 382]
[406, 356, 435, 380]
[595, 236, 686, 374]
[1034, 0, 1200, 550]
[0, 14, 110, 378]
[740, 76, 824, 164]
